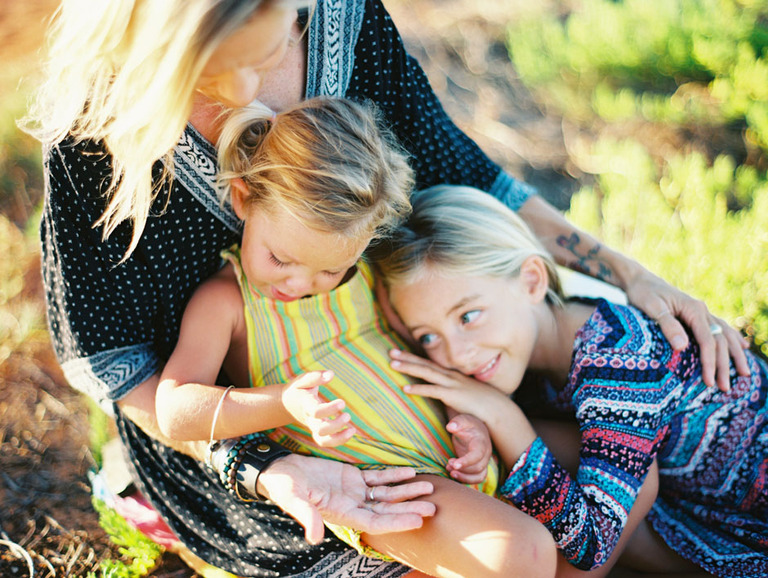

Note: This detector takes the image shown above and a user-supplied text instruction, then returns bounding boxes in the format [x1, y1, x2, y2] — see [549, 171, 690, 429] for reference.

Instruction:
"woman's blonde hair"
[374, 185, 564, 305]
[217, 97, 413, 241]
[21, 0, 308, 258]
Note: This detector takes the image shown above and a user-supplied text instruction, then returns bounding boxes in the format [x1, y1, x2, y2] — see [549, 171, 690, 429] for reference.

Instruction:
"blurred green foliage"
[88, 498, 164, 578]
[508, 0, 768, 355]
[508, 0, 768, 140]
[0, 76, 43, 226]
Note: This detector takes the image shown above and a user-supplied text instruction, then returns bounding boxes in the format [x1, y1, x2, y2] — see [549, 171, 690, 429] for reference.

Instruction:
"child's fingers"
[402, 383, 449, 402]
[313, 425, 356, 447]
[290, 370, 334, 390]
[449, 451, 487, 473]
[312, 412, 352, 435]
[391, 358, 459, 388]
[448, 469, 488, 485]
[389, 348, 440, 369]
[311, 398, 347, 419]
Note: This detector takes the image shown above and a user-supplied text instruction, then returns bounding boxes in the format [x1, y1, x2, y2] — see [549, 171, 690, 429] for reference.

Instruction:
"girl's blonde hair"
[375, 185, 564, 305]
[22, 0, 309, 259]
[217, 97, 413, 241]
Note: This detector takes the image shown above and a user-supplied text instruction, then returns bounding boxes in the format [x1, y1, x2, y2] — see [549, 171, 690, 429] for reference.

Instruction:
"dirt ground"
[0, 2, 579, 577]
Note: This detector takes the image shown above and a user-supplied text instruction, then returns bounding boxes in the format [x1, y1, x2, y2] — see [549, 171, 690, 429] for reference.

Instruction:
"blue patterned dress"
[501, 299, 768, 577]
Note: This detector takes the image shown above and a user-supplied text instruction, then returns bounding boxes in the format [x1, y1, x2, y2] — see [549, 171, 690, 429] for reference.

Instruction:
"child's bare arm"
[157, 271, 353, 444]
[156, 273, 292, 440]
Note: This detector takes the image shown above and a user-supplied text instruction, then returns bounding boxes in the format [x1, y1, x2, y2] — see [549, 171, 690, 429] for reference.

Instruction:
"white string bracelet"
[206, 385, 235, 468]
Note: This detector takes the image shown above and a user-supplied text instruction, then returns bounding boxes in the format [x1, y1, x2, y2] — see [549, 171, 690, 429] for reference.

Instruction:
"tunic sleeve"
[500, 304, 675, 570]
[346, 0, 537, 211]
[41, 140, 162, 412]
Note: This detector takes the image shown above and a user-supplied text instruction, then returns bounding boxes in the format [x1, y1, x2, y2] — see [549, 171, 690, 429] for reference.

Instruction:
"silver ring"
[653, 310, 671, 322]
[367, 486, 376, 502]
[710, 323, 723, 336]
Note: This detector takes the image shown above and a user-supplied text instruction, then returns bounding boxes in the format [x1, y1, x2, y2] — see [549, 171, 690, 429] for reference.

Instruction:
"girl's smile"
[470, 354, 501, 382]
[388, 259, 597, 392]
[389, 267, 542, 394]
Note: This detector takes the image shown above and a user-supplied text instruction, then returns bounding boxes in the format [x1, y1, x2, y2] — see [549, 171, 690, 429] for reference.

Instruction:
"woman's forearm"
[517, 195, 644, 289]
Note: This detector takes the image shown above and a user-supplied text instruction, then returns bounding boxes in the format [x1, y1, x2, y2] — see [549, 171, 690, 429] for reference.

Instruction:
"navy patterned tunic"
[41, 1, 534, 576]
[502, 299, 768, 577]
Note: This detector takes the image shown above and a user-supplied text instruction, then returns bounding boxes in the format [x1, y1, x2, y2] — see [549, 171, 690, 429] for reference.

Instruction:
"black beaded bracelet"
[209, 433, 289, 502]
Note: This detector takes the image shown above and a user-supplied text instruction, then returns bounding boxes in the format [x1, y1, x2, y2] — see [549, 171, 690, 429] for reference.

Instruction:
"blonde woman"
[24, 0, 748, 576]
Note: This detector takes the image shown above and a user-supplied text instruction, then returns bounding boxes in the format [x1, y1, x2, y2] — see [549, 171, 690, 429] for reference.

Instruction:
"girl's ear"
[230, 177, 249, 220]
[519, 255, 550, 304]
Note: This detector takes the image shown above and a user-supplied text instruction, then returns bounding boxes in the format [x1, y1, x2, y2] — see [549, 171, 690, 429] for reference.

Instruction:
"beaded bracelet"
[209, 433, 289, 502]
[218, 433, 264, 492]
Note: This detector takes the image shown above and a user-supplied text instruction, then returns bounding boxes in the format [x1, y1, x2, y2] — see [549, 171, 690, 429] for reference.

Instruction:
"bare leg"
[365, 474, 558, 578]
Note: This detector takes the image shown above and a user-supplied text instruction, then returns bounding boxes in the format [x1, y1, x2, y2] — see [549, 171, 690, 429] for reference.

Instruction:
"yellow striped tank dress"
[224, 247, 498, 556]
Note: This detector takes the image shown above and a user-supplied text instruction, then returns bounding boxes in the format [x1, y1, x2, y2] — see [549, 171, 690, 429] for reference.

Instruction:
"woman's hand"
[281, 371, 356, 447]
[624, 269, 750, 392]
[518, 195, 750, 393]
[445, 414, 492, 485]
[257, 455, 436, 544]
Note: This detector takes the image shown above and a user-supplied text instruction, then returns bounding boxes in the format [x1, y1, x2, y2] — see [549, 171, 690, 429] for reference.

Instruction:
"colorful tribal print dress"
[502, 299, 767, 577]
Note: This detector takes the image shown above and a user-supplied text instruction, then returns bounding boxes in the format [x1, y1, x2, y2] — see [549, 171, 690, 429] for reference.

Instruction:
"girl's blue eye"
[269, 254, 286, 268]
[461, 310, 481, 324]
[417, 333, 437, 347]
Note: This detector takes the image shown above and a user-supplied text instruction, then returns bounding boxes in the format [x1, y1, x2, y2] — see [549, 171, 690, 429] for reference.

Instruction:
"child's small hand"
[282, 371, 356, 447]
[390, 349, 507, 420]
[446, 414, 492, 485]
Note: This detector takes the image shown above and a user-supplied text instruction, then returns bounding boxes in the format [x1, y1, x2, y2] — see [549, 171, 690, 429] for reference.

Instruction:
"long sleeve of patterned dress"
[500, 300, 675, 570]
[346, 0, 537, 212]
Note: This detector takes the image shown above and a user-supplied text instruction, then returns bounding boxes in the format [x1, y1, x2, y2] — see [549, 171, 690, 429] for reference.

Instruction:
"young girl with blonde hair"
[376, 184, 768, 578]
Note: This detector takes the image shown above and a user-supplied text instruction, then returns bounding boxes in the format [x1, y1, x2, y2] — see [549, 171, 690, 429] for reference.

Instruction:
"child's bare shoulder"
[185, 266, 243, 317]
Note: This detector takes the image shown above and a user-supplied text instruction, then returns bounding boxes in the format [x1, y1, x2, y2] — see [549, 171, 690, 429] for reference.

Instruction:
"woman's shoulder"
[46, 138, 112, 201]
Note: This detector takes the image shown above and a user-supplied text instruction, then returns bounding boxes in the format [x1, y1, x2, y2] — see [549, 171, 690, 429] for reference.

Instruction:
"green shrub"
[567, 138, 768, 355]
[88, 498, 164, 578]
[508, 0, 768, 355]
[507, 0, 768, 145]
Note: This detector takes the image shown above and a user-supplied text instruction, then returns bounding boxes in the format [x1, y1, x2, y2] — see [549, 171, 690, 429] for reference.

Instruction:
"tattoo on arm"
[557, 233, 614, 283]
